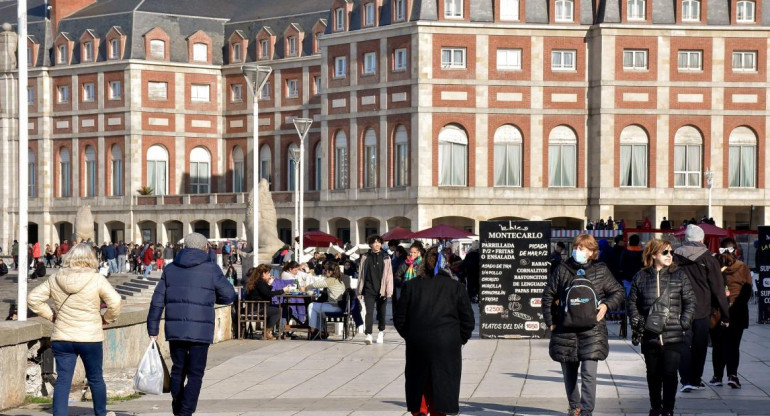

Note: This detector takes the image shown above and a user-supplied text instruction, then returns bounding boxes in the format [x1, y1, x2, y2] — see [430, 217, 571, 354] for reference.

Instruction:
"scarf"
[404, 256, 421, 282]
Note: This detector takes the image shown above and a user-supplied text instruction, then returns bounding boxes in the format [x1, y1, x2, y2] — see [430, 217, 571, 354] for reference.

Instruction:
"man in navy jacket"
[147, 233, 236, 416]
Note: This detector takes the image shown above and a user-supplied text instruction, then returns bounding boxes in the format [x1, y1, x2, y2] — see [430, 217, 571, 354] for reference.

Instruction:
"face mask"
[572, 249, 588, 264]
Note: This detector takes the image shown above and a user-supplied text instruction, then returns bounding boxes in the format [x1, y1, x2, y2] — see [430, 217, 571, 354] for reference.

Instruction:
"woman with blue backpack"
[541, 233, 624, 416]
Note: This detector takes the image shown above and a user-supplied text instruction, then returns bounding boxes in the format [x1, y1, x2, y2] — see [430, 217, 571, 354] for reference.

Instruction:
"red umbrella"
[295, 231, 343, 247]
[381, 226, 413, 241]
[409, 224, 476, 240]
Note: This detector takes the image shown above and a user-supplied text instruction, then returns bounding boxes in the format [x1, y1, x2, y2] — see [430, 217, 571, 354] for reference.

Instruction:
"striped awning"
[551, 230, 622, 238]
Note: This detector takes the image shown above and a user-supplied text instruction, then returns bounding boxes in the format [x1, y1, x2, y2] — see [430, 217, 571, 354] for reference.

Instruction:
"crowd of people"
[586, 215, 720, 231]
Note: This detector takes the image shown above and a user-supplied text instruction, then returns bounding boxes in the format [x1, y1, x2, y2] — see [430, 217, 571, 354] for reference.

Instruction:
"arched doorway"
[164, 220, 183, 244]
[219, 220, 238, 239]
[192, 220, 211, 238]
[277, 218, 292, 245]
[54, 222, 73, 243]
[28, 222, 39, 244]
[387, 216, 411, 231]
[304, 218, 320, 232]
[138, 221, 157, 243]
[357, 217, 381, 242]
[106, 221, 125, 243]
[329, 217, 351, 245]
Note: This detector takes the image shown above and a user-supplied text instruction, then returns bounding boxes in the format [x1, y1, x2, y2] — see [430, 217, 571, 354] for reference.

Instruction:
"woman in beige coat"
[28, 243, 121, 416]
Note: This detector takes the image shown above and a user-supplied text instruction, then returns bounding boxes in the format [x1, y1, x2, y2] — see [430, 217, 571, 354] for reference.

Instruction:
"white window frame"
[314, 143, 322, 190]
[232, 146, 245, 192]
[334, 56, 347, 78]
[394, 48, 407, 71]
[619, 143, 647, 187]
[363, 52, 376, 75]
[500, 0, 520, 20]
[335, 8, 346, 30]
[677, 50, 702, 71]
[732, 51, 756, 72]
[441, 47, 466, 69]
[109, 80, 121, 100]
[674, 144, 702, 188]
[623, 49, 648, 70]
[192, 42, 208, 62]
[395, 0, 406, 21]
[57, 85, 70, 103]
[548, 126, 577, 188]
[191, 84, 210, 102]
[496, 48, 522, 71]
[627, 0, 646, 20]
[84, 146, 97, 197]
[438, 125, 468, 187]
[314, 76, 321, 95]
[82, 82, 95, 102]
[618, 126, 649, 188]
[57, 44, 67, 64]
[83, 41, 93, 62]
[365, 2, 376, 26]
[111, 145, 123, 196]
[149, 39, 165, 59]
[260, 39, 270, 59]
[334, 131, 348, 189]
[551, 50, 576, 71]
[59, 148, 71, 197]
[147, 145, 168, 195]
[737, 0, 756, 22]
[493, 125, 523, 187]
[682, 0, 701, 21]
[288, 36, 298, 56]
[232, 42, 242, 62]
[27, 87, 34, 105]
[286, 79, 298, 98]
[189, 147, 211, 194]
[445, 0, 463, 18]
[110, 38, 120, 59]
[27, 47, 33, 66]
[363, 129, 377, 188]
[259, 81, 271, 100]
[259, 145, 272, 182]
[555, 0, 574, 22]
[147, 81, 168, 100]
[231, 83, 243, 102]
[728, 127, 756, 188]
[394, 125, 409, 187]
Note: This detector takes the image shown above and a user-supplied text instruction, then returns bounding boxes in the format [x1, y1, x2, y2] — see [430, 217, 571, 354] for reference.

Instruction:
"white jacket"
[28, 268, 121, 342]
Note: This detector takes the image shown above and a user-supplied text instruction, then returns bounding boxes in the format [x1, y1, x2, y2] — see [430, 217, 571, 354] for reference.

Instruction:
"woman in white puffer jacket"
[28, 243, 122, 416]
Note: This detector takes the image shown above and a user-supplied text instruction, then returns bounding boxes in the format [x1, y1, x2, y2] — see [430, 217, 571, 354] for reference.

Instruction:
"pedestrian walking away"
[541, 233, 624, 416]
[146, 233, 236, 416]
[357, 234, 394, 345]
[627, 239, 695, 416]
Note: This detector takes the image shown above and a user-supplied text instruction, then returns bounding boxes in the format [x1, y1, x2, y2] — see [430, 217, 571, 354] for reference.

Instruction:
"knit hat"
[685, 224, 705, 242]
[184, 232, 209, 251]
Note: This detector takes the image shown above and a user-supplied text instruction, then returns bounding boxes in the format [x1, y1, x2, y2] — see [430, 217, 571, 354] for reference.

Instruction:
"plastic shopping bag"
[133, 340, 167, 395]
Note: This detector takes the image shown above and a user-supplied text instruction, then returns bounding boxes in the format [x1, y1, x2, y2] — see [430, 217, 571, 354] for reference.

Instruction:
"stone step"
[117, 285, 142, 293]
[122, 282, 149, 290]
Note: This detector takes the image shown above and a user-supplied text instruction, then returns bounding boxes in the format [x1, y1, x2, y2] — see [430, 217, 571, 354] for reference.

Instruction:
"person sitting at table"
[245, 264, 291, 340]
[281, 261, 322, 286]
[301, 261, 346, 340]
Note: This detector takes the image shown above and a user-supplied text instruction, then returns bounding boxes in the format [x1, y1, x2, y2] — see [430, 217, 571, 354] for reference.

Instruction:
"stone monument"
[75, 205, 95, 242]
[244, 179, 284, 267]
[0, 23, 17, 73]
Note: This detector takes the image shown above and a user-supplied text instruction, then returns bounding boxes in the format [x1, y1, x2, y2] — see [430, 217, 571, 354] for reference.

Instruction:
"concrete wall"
[0, 304, 233, 411]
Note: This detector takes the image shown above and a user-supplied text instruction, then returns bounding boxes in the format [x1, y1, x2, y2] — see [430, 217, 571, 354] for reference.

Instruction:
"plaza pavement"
[6, 302, 770, 416]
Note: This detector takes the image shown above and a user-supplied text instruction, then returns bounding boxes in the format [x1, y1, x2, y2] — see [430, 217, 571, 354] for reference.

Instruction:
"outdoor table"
[277, 293, 316, 340]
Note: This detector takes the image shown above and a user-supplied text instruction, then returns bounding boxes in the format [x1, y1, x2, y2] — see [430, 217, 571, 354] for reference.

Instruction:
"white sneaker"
[365, 334, 373, 345]
[376, 332, 384, 344]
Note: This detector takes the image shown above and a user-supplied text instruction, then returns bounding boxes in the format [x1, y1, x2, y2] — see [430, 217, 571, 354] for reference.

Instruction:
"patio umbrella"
[673, 223, 728, 252]
[295, 231, 343, 248]
[409, 224, 477, 240]
[381, 226, 414, 241]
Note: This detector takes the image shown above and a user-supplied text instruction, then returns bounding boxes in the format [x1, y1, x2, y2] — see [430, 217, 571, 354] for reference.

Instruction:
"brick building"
[0, 0, 768, 248]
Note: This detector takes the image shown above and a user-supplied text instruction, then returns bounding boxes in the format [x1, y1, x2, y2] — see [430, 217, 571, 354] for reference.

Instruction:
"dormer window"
[260, 39, 270, 59]
[395, 0, 406, 21]
[682, 0, 700, 21]
[193, 43, 208, 62]
[150, 39, 165, 59]
[83, 41, 93, 62]
[58, 44, 67, 64]
[365, 2, 376, 26]
[555, 0, 574, 21]
[737, 0, 755, 22]
[110, 39, 120, 58]
[445, 0, 462, 18]
[232, 43, 242, 61]
[288, 36, 298, 56]
[628, 0, 646, 20]
[27, 47, 33, 66]
[335, 8, 345, 30]
[500, 0, 520, 20]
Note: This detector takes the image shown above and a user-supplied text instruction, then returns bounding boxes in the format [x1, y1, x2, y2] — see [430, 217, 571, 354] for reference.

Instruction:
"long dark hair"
[282, 261, 299, 272]
[324, 261, 343, 282]
[247, 264, 272, 292]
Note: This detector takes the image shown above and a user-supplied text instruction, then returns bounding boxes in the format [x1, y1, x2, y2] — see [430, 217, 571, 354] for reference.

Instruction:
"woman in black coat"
[627, 239, 695, 416]
[245, 264, 290, 340]
[541, 234, 624, 416]
[394, 248, 475, 416]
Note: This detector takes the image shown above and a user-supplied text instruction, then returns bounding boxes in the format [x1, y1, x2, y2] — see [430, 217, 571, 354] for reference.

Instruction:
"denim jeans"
[143, 263, 152, 279]
[107, 258, 118, 274]
[307, 302, 342, 331]
[169, 340, 210, 416]
[117, 255, 127, 273]
[52, 341, 107, 416]
[561, 360, 598, 415]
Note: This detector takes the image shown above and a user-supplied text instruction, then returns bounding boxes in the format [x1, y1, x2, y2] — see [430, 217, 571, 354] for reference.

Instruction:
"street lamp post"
[288, 146, 300, 257]
[242, 65, 272, 261]
[705, 169, 714, 219]
[293, 118, 313, 261]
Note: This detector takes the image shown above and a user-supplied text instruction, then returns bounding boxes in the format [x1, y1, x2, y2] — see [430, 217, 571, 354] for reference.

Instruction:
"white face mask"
[572, 249, 588, 264]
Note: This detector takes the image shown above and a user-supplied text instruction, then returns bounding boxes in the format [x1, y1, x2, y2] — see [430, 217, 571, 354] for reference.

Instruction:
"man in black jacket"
[674, 224, 730, 392]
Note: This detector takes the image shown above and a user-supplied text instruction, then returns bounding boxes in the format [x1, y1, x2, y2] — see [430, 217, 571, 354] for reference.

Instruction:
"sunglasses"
[719, 247, 735, 254]
[660, 250, 673, 256]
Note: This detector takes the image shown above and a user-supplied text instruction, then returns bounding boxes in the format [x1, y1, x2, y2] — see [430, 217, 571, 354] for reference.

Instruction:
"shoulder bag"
[645, 272, 671, 334]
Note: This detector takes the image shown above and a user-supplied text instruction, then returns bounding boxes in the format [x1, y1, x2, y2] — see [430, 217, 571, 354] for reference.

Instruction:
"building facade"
[0, 0, 768, 249]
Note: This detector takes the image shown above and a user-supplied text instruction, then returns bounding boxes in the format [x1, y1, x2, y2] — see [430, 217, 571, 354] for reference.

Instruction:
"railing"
[134, 193, 247, 206]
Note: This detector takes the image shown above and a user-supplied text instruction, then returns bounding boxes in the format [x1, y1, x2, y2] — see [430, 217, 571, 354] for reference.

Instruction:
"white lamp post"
[242, 65, 272, 260]
[288, 146, 300, 257]
[17, 0, 29, 320]
[705, 169, 714, 219]
[293, 118, 313, 261]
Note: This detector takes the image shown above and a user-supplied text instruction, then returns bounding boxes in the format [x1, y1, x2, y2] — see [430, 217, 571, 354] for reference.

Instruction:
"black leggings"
[364, 294, 387, 334]
[643, 342, 681, 413]
[711, 325, 745, 378]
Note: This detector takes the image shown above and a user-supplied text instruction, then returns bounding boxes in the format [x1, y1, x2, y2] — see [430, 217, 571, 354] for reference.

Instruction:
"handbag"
[709, 308, 721, 329]
[645, 272, 671, 335]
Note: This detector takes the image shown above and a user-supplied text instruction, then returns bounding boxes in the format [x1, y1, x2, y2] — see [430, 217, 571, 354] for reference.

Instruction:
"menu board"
[478, 221, 551, 339]
[757, 226, 770, 324]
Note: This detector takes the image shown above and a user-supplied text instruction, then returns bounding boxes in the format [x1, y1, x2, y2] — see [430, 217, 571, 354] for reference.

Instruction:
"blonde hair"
[61, 243, 99, 269]
[642, 239, 671, 268]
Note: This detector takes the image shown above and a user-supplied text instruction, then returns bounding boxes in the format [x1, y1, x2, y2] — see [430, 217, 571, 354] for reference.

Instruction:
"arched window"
[682, 0, 700, 21]
[59, 147, 71, 197]
[334, 131, 348, 189]
[259, 145, 272, 185]
[314, 143, 322, 191]
[232, 146, 244, 192]
[190, 147, 211, 194]
[111, 145, 123, 196]
[737, 0, 756, 22]
[493, 125, 523, 187]
[28, 148, 36, 197]
[548, 126, 577, 187]
[674, 126, 702, 187]
[555, 0, 574, 21]
[147, 145, 168, 195]
[287, 143, 299, 191]
[619, 125, 648, 187]
[394, 125, 408, 187]
[84, 146, 96, 197]
[363, 128, 377, 188]
[438, 124, 468, 186]
[729, 127, 756, 188]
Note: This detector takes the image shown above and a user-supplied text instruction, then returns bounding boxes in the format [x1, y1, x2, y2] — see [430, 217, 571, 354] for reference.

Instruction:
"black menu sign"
[479, 221, 551, 339]
[757, 226, 770, 324]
